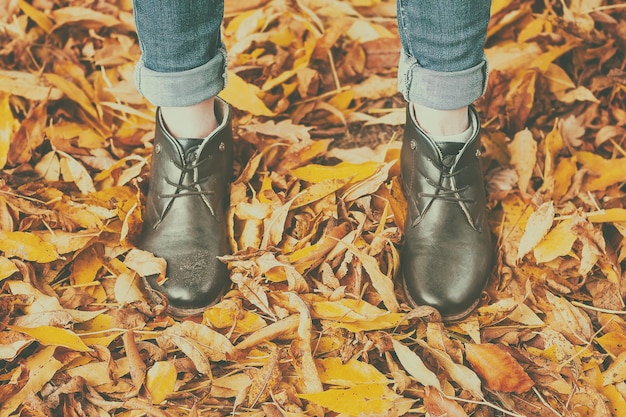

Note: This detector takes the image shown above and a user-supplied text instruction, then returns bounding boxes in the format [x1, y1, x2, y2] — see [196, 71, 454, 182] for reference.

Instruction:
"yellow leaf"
[10, 325, 92, 352]
[0, 256, 18, 281]
[219, 71, 274, 116]
[603, 351, 626, 386]
[298, 383, 400, 416]
[552, 156, 577, 201]
[291, 161, 380, 184]
[587, 208, 626, 223]
[517, 201, 555, 260]
[597, 332, 626, 357]
[543, 121, 564, 178]
[316, 357, 388, 387]
[576, 151, 626, 191]
[204, 299, 267, 334]
[391, 338, 441, 390]
[18, 0, 54, 33]
[0, 231, 59, 262]
[533, 218, 577, 263]
[33, 230, 96, 255]
[44, 73, 99, 120]
[0, 94, 12, 170]
[146, 361, 178, 404]
[291, 178, 350, 209]
[544, 64, 576, 95]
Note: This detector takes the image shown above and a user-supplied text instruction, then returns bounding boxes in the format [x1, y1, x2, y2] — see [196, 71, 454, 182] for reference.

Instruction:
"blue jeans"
[133, 0, 490, 110]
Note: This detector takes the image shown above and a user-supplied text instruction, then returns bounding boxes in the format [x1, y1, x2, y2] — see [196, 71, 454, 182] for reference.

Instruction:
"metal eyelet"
[219, 142, 226, 152]
[475, 149, 482, 157]
[410, 140, 417, 150]
[155, 143, 161, 154]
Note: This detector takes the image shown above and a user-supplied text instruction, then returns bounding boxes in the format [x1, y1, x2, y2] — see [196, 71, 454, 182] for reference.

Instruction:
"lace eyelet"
[475, 149, 481, 157]
[219, 142, 226, 152]
[155, 143, 161, 154]
[410, 140, 417, 150]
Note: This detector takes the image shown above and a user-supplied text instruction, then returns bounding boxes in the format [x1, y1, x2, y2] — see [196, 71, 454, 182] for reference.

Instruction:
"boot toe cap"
[402, 244, 492, 320]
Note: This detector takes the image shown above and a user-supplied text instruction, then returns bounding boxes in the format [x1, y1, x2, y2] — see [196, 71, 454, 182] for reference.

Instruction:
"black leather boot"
[139, 98, 233, 317]
[400, 105, 493, 321]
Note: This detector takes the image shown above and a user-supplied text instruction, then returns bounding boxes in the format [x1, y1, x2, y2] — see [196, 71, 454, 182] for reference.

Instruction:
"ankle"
[411, 103, 469, 136]
[161, 97, 218, 139]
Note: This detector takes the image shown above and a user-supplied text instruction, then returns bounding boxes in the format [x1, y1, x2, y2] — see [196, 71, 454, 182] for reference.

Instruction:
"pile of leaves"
[1, 0, 626, 416]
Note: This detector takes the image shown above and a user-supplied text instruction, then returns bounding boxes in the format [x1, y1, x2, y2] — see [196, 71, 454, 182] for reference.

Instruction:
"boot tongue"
[437, 142, 465, 167]
[176, 138, 202, 154]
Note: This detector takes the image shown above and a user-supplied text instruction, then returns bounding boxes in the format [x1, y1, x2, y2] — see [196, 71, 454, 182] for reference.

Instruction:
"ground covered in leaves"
[1, 0, 626, 416]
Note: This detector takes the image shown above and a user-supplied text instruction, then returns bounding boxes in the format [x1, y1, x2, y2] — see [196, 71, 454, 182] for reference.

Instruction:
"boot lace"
[158, 153, 216, 215]
[412, 155, 475, 228]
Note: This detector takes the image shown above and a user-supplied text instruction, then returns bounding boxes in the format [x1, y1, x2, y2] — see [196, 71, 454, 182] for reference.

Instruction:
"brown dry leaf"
[465, 343, 534, 393]
[0, 346, 64, 417]
[423, 387, 469, 417]
[391, 338, 441, 391]
[123, 248, 167, 280]
[508, 129, 537, 196]
[246, 347, 282, 407]
[416, 339, 482, 398]
[161, 320, 235, 366]
[544, 292, 593, 344]
[603, 351, 626, 386]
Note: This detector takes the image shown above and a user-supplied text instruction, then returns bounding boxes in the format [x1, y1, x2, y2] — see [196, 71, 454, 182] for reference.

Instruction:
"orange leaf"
[465, 343, 534, 393]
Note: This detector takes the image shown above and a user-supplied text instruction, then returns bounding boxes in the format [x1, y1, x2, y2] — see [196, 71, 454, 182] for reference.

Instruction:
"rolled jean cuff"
[397, 49, 488, 110]
[134, 47, 227, 107]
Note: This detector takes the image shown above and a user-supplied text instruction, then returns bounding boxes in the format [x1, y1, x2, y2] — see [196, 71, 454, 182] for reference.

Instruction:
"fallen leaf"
[465, 343, 534, 393]
[146, 361, 177, 404]
[517, 201, 555, 260]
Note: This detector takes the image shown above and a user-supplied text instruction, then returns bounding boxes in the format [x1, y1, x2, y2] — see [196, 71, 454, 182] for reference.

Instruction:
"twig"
[571, 300, 626, 315]
[443, 394, 527, 417]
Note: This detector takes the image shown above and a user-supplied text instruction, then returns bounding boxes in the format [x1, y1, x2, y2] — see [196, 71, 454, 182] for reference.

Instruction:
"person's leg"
[133, 0, 226, 138]
[396, 0, 493, 320]
[133, 0, 232, 316]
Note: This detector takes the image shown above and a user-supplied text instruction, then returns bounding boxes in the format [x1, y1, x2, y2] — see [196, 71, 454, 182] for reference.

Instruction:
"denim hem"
[398, 50, 488, 110]
[134, 47, 228, 107]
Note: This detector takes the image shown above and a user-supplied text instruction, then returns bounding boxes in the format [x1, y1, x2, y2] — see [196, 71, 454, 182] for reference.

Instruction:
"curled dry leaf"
[465, 343, 534, 393]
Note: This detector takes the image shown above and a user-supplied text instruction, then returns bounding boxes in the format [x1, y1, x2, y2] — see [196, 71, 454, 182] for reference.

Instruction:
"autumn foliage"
[1, 0, 626, 416]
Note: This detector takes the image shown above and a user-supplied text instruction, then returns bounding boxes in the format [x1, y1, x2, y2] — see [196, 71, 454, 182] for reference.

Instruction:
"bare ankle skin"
[161, 97, 218, 139]
[412, 103, 470, 136]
